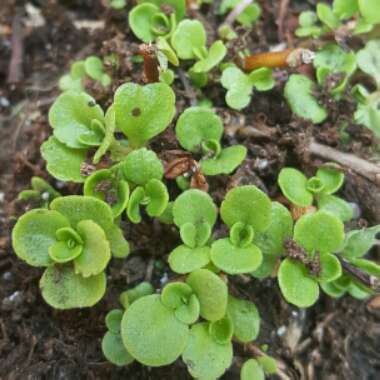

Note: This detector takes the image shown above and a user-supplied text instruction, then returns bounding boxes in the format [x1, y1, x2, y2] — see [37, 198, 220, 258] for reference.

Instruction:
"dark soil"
[1, 1, 380, 379]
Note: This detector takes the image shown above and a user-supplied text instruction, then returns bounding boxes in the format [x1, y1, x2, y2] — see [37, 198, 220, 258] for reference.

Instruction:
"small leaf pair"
[12, 196, 130, 309]
[219, 0, 261, 27]
[129, 0, 186, 43]
[168, 189, 217, 273]
[241, 355, 277, 380]
[176, 107, 247, 176]
[210, 186, 272, 274]
[59, 56, 111, 92]
[278, 166, 353, 222]
[221, 66, 274, 110]
[278, 211, 345, 307]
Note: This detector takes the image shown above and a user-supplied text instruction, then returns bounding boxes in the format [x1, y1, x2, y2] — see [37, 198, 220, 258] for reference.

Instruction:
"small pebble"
[2, 290, 23, 310]
[0, 97, 10, 107]
[160, 272, 169, 285]
[0, 192, 4, 202]
[277, 325, 286, 336]
[2, 271, 12, 282]
[41, 191, 50, 201]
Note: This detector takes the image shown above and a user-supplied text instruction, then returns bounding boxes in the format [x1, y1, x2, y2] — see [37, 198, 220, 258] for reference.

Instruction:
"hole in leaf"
[132, 107, 142, 117]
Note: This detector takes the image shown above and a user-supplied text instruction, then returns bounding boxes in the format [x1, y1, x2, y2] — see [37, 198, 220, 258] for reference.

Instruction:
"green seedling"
[12, 196, 129, 309]
[221, 65, 274, 110]
[108, 0, 126, 9]
[175, 107, 247, 176]
[278, 165, 353, 222]
[168, 189, 217, 273]
[18, 176, 61, 208]
[321, 225, 380, 299]
[278, 210, 345, 307]
[284, 74, 327, 124]
[314, 43, 357, 96]
[210, 186, 271, 274]
[129, 0, 186, 43]
[353, 40, 380, 137]
[121, 148, 169, 223]
[219, 0, 261, 27]
[295, 0, 380, 38]
[59, 56, 111, 92]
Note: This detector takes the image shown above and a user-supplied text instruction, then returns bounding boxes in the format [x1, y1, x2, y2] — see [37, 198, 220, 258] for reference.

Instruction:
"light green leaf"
[12, 209, 69, 267]
[191, 40, 227, 73]
[114, 82, 176, 148]
[354, 92, 380, 137]
[105, 309, 124, 333]
[102, 331, 134, 366]
[220, 185, 272, 232]
[317, 194, 353, 222]
[358, 0, 380, 24]
[121, 294, 189, 366]
[227, 295, 260, 343]
[294, 211, 345, 253]
[249, 67, 275, 91]
[182, 323, 233, 380]
[41, 136, 87, 183]
[333, 0, 359, 19]
[316, 165, 345, 194]
[128, 3, 161, 43]
[74, 220, 111, 277]
[145, 179, 169, 217]
[209, 315, 234, 344]
[127, 186, 145, 224]
[284, 74, 327, 124]
[169, 245, 210, 274]
[107, 225, 130, 259]
[319, 253, 342, 282]
[357, 40, 380, 87]
[186, 269, 228, 321]
[40, 265, 106, 309]
[317, 3, 339, 29]
[211, 238, 263, 274]
[241, 359, 265, 380]
[48, 241, 82, 264]
[278, 258, 320, 308]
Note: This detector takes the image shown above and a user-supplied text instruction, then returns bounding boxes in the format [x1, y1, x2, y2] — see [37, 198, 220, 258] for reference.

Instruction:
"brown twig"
[139, 44, 160, 83]
[309, 140, 380, 185]
[7, 8, 24, 84]
[224, 0, 253, 27]
[241, 48, 315, 72]
[277, 0, 290, 41]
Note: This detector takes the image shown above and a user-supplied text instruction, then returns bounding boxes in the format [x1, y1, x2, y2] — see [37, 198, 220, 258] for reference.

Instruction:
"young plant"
[219, 0, 261, 27]
[59, 56, 111, 92]
[175, 106, 247, 176]
[18, 176, 61, 208]
[221, 65, 274, 110]
[129, 0, 186, 43]
[168, 189, 217, 273]
[278, 165, 353, 222]
[284, 74, 327, 124]
[12, 196, 129, 309]
[210, 186, 272, 274]
[241, 354, 277, 380]
[278, 210, 345, 307]
[353, 39, 380, 137]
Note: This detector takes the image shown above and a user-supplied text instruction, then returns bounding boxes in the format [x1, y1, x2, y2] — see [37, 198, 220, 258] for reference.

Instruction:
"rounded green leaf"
[41, 136, 87, 183]
[191, 40, 227, 73]
[126, 186, 145, 224]
[84, 56, 106, 82]
[182, 323, 233, 380]
[107, 225, 130, 259]
[227, 295, 260, 343]
[357, 39, 380, 87]
[220, 185, 272, 232]
[358, 0, 380, 24]
[278, 258, 319, 308]
[171, 20, 206, 60]
[201, 145, 247, 176]
[211, 238, 263, 274]
[114, 82, 176, 147]
[48, 91, 104, 149]
[209, 315, 234, 344]
[294, 211, 345, 253]
[106, 309, 124, 333]
[230, 222, 255, 248]
[173, 189, 217, 229]
[122, 148, 164, 185]
[12, 209, 70, 267]
[284, 74, 327, 124]
[146, 0, 186, 20]
[316, 3, 339, 29]
[316, 166, 345, 194]
[250, 254, 278, 279]
[333, 0, 359, 19]
[175, 107, 223, 153]
[102, 331, 134, 366]
[306, 176, 325, 194]
[84, 169, 130, 218]
[74, 220, 111, 277]
[320, 280, 346, 298]
[120, 282, 155, 308]
[186, 269, 228, 321]
[180, 222, 211, 248]
[241, 359, 265, 380]
[317, 194, 353, 222]
[168, 245, 211, 274]
[249, 67, 275, 91]
[221, 66, 253, 110]
[40, 265, 106, 309]
[161, 282, 193, 309]
[121, 294, 189, 366]
[128, 3, 161, 43]
[175, 294, 200, 325]
[48, 241, 83, 264]
[145, 179, 169, 217]
[254, 202, 293, 256]
[319, 253, 342, 282]
[278, 168, 313, 207]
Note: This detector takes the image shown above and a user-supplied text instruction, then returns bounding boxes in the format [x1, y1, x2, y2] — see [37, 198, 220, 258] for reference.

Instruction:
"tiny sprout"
[284, 74, 327, 124]
[278, 166, 353, 221]
[108, 0, 126, 10]
[114, 82, 176, 148]
[221, 66, 274, 110]
[219, 0, 261, 27]
[175, 107, 246, 176]
[241, 359, 265, 380]
[12, 196, 129, 309]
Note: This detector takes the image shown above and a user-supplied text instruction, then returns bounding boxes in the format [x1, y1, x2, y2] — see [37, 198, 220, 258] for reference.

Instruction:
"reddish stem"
[139, 44, 160, 83]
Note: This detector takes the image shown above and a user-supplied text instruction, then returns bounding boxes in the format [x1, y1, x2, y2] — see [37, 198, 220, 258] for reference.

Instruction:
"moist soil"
[1, 1, 380, 379]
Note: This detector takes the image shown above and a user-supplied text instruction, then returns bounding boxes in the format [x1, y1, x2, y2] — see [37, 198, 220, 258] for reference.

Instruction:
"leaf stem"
[139, 44, 160, 83]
